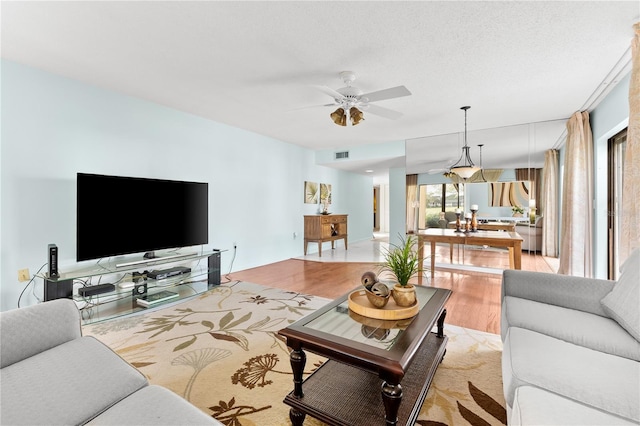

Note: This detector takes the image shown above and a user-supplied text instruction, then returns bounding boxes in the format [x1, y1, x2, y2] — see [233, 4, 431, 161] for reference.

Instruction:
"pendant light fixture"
[449, 106, 480, 179]
[477, 143, 488, 182]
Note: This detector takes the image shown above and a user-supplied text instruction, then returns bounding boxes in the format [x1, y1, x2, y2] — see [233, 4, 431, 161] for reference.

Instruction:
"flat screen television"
[76, 173, 208, 262]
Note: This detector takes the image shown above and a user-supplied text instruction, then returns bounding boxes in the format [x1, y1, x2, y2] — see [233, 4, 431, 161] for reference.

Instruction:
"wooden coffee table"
[278, 285, 451, 425]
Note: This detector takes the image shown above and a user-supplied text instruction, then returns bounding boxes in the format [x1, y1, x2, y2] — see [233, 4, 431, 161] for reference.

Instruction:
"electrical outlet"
[18, 268, 30, 282]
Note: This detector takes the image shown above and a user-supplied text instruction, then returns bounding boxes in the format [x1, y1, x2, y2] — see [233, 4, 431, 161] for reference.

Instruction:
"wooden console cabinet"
[304, 214, 348, 257]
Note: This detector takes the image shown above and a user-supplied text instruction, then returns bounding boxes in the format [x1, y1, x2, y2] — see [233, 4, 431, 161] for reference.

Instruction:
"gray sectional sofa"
[501, 248, 640, 425]
[514, 217, 543, 252]
[0, 298, 221, 425]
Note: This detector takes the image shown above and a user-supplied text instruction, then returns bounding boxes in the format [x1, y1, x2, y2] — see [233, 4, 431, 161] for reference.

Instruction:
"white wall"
[388, 167, 406, 247]
[0, 60, 374, 311]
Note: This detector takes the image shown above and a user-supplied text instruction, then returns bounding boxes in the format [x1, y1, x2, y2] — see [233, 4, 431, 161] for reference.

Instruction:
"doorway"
[607, 127, 627, 279]
[373, 186, 380, 231]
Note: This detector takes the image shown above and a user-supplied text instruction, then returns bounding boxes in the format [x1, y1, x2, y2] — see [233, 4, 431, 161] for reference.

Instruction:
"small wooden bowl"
[364, 283, 390, 308]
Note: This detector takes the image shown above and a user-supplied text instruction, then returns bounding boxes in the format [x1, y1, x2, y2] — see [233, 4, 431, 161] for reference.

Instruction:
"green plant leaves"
[381, 234, 419, 286]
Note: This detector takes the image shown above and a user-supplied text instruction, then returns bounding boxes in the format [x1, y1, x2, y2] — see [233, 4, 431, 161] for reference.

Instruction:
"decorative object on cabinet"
[303, 214, 348, 257]
[304, 181, 318, 204]
[320, 183, 332, 213]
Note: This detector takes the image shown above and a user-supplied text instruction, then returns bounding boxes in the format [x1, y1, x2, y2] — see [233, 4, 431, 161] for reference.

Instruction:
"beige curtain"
[620, 22, 640, 263]
[558, 111, 594, 277]
[406, 174, 418, 232]
[541, 150, 559, 257]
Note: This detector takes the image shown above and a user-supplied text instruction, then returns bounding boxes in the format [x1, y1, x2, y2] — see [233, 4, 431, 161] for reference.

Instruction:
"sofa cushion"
[502, 296, 640, 361]
[0, 299, 82, 368]
[501, 270, 615, 319]
[0, 336, 148, 425]
[502, 327, 640, 422]
[511, 385, 638, 425]
[87, 385, 222, 425]
[601, 248, 640, 342]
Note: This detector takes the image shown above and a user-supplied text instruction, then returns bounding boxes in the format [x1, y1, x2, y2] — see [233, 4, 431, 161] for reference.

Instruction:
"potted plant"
[511, 205, 524, 217]
[380, 234, 419, 307]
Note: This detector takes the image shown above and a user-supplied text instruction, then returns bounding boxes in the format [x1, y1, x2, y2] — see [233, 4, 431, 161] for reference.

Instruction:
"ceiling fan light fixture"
[319, 72, 410, 126]
[449, 106, 480, 179]
[330, 108, 346, 126]
[350, 107, 364, 126]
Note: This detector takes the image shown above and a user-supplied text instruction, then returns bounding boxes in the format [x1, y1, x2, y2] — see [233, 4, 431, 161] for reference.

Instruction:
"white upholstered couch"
[0, 298, 222, 425]
[501, 248, 640, 425]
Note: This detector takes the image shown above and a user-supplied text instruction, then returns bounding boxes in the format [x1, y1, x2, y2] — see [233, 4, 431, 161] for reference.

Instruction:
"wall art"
[304, 181, 319, 204]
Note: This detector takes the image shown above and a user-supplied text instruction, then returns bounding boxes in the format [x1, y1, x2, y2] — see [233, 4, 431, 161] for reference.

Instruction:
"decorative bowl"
[364, 282, 390, 308]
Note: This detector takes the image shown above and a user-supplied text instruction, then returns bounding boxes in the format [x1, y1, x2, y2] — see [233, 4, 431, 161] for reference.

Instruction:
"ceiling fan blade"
[360, 85, 411, 103]
[427, 168, 448, 174]
[314, 85, 344, 101]
[364, 103, 403, 120]
[287, 103, 334, 112]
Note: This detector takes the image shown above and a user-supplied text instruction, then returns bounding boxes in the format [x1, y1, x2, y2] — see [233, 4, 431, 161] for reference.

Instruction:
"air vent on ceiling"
[335, 151, 349, 160]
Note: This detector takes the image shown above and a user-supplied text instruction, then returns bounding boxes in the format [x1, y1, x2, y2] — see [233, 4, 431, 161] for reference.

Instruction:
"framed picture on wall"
[320, 183, 332, 204]
[304, 181, 319, 204]
[489, 181, 530, 208]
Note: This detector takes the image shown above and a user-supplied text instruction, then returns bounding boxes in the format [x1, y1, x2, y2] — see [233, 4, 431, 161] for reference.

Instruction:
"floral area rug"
[83, 281, 506, 426]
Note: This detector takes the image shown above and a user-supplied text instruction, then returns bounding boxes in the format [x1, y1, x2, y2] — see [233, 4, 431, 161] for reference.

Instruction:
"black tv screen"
[76, 173, 208, 261]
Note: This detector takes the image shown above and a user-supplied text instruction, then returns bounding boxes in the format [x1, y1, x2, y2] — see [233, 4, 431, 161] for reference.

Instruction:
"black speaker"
[48, 244, 59, 278]
[208, 251, 221, 286]
[133, 282, 147, 297]
[44, 278, 72, 301]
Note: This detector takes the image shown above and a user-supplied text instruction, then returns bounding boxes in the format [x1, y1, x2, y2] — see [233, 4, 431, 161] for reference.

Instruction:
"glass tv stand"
[39, 249, 223, 324]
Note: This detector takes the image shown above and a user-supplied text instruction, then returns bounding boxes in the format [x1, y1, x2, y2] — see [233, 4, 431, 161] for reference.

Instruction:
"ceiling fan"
[315, 71, 411, 126]
[417, 158, 457, 175]
[428, 162, 457, 175]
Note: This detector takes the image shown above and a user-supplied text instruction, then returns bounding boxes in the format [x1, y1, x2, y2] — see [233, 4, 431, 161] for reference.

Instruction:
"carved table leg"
[289, 348, 307, 425]
[290, 348, 306, 396]
[289, 408, 306, 426]
[381, 381, 402, 425]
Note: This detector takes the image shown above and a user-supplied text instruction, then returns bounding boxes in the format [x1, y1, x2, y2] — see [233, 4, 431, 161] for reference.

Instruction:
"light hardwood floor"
[231, 244, 555, 335]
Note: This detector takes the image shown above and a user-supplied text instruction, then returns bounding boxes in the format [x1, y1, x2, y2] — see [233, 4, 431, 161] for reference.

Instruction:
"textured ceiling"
[2, 1, 638, 179]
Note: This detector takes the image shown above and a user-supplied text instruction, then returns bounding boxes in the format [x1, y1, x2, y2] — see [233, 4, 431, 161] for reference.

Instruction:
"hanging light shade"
[350, 107, 364, 126]
[449, 106, 480, 179]
[330, 108, 346, 126]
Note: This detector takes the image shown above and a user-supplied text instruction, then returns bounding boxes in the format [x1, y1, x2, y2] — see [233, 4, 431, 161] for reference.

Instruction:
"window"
[418, 183, 464, 228]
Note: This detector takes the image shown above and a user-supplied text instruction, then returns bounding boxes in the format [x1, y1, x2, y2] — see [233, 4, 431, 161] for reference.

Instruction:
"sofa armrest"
[0, 299, 82, 368]
[501, 270, 615, 317]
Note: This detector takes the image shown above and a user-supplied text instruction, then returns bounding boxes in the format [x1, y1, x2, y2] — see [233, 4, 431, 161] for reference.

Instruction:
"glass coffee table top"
[303, 284, 438, 351]
[279, 284, 451, 426]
